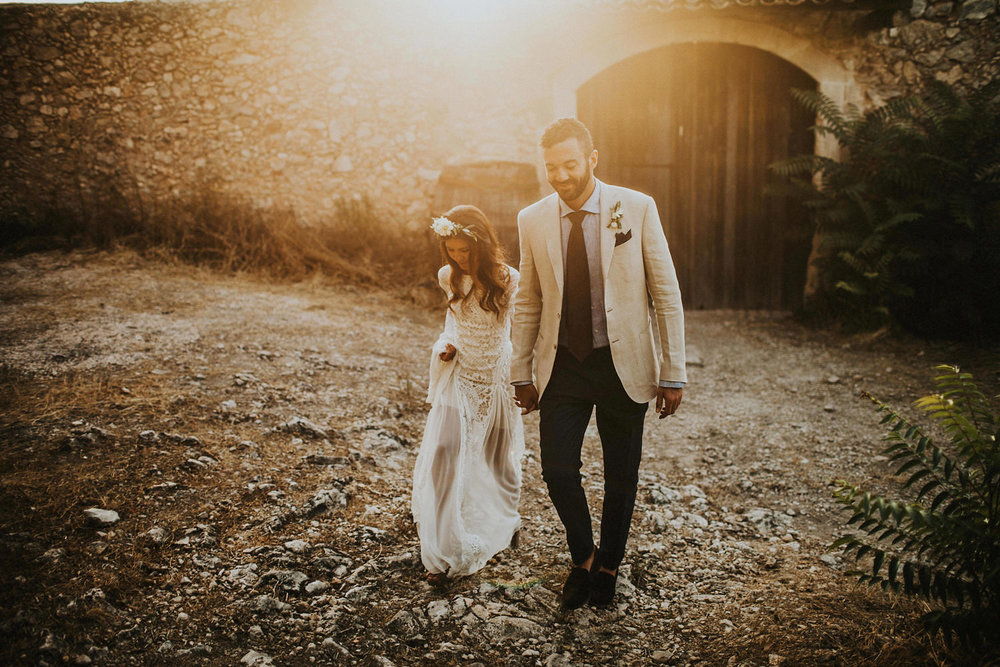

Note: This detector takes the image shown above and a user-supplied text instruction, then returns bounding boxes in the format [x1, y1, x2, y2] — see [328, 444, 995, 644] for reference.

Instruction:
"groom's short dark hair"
[541, 118, 594, 156]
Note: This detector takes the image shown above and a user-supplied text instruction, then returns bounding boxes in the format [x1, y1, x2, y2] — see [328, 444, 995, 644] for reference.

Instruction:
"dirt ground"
[0, 249, 997, 667]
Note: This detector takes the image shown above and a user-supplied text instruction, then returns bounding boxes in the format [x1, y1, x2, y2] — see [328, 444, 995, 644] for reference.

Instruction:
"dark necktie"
[564, 210, 592, 362]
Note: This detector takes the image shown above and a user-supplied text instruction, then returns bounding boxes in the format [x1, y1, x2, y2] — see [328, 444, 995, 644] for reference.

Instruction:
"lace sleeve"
[505, 266, 520, 320]
[506, 266, 520, 296]
[433, 265, 457, 355]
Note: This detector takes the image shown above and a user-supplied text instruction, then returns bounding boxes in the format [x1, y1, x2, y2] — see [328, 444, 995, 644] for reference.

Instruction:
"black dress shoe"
[589, 568, 618, 607]
[560, 566, 591, 610]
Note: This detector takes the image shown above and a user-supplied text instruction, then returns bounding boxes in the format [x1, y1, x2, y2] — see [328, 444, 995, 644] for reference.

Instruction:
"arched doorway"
[578, 43, 816, 310]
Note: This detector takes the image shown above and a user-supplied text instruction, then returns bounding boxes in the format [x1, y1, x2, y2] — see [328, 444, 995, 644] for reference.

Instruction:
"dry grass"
[676, 566, 1000, 666]
[2, 183, 439, 290]
[3, 252, 998, 665]
[0, 362, 244, 661]
[0, 366, 115, 430]
[716, 584, 944, 665]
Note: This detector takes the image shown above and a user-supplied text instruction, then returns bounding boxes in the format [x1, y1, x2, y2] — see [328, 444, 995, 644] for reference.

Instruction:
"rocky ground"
[1, 249, 997, 667]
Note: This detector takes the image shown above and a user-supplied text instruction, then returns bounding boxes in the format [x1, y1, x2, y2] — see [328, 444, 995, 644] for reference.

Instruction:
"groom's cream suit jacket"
[511, 183, 686, 404]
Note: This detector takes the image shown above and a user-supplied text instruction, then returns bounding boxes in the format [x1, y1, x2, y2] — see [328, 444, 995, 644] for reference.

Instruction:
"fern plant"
[769, 80, 1000, 341]
[832, 365, 1000, 649]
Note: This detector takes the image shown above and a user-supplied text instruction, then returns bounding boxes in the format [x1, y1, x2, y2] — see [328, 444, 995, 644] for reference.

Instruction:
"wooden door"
[578, 43, 816, 310]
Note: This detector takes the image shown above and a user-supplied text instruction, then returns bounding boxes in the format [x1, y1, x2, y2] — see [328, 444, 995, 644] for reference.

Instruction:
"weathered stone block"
[31, 45, 60, 61]
[945, 39, 978, 62]
[960, 0, 996, 19]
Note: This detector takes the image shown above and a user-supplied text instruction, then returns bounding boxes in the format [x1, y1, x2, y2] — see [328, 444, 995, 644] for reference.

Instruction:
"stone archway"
[551, 15, 857, 142]
[551, 16, 857, 307]
[579, 43, 818, 309]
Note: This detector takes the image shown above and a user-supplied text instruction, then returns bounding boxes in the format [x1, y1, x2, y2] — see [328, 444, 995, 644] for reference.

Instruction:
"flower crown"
[430, 216, 478, 241]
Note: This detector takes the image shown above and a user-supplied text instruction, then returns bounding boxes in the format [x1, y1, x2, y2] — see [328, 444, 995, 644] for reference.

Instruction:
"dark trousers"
[539, 346, 648, 571]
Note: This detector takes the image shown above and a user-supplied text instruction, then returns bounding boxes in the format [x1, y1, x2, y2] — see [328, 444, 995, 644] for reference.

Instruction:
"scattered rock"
[482, 616, 545, 641]
[745, 508, 793, 537]
[83, 508, 120, 526]
[685, 345, 705, 367]
[260, 569, 308, 592]
[304, 453, 351, 466]
[241, 650, 274, 666]
[680, 484, 706, 499]
[647, 484, 682, 505]
[305, 580, 328, 595]
[651, 649, 675, 664]
[38, 547, 66, 563]
[140, 526, 169, 545]
[279, 416, 332, 439]
[283, 539, 310, 554]
[40, 631, 69, 657]
[387, 610, 420, 636]
[344, 584, 373, 602]
[305, 487, 350, 515]
[426, 599, 450, 623]
[250, 595, 289, 614]
[228, 564, 260, 588]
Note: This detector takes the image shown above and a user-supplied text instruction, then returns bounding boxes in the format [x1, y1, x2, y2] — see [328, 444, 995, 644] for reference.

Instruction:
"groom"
[511, 118, 686, 609]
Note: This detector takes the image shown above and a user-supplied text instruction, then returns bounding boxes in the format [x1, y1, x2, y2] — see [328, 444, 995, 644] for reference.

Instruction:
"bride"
[412, 205, 524, 583]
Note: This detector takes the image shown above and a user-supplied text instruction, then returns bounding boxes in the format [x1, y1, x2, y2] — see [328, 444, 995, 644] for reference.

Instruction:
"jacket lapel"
[599, 186, 616, 281]
[542, 195, 564, 297]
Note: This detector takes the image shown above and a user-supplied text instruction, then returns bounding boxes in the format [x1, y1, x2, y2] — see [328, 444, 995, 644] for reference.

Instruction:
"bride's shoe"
[426, 571, 447, 586]
[509, 529, 520, 550]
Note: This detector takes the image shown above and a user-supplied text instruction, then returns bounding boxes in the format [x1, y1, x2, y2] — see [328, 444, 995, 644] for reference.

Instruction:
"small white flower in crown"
[608, 201, 623, 230]
[430, 216, 477, 240]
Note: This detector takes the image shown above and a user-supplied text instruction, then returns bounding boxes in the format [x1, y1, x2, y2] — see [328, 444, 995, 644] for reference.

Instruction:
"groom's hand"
[439, 344, 456, 361]
[656, 386, 682, 419]
[513, 384, 539, 415]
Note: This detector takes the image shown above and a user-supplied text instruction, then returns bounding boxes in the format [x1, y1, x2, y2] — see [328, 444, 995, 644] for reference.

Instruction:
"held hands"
[515, 384, 680, 417]
[513, 383, 539, 415]
[439, 344, 456, 362]
[656, 386, 683, 420]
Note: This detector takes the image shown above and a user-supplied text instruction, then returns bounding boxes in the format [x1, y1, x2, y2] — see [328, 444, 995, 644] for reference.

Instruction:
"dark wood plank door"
[579, 43, 816, 310]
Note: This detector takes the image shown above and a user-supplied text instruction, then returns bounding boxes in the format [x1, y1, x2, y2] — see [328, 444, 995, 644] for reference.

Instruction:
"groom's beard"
[551, 167, 592, 205]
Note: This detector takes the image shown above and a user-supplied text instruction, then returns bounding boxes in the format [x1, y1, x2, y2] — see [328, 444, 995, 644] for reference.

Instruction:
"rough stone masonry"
[1, 0, 996, 229]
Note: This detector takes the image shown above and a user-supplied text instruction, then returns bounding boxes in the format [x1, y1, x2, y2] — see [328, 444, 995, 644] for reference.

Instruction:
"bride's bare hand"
[439, 344, 456, 361]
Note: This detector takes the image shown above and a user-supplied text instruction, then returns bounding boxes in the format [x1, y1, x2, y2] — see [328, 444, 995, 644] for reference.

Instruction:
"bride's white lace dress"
[412, 264, 524, 577]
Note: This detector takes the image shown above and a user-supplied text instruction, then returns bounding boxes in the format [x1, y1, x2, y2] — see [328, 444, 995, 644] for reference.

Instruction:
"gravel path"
[0, 249, 995, 666]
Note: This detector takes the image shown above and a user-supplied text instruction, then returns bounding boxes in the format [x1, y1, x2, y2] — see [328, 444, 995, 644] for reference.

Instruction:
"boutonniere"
[607, 201, 623, 230]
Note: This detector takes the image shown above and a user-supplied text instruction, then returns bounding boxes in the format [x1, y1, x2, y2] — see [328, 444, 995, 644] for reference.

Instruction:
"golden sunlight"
[3, 0, 131, 3]
[327, 0, 544, 47]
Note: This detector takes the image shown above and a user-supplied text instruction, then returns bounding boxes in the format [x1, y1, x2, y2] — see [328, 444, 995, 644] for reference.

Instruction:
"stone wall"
[855, 0, 999, 105]
[1, 0, 997, 229]
[0, 0, 550, 228]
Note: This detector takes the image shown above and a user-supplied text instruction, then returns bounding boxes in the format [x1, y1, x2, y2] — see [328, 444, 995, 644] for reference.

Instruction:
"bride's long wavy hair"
[439, 205, 510, 317]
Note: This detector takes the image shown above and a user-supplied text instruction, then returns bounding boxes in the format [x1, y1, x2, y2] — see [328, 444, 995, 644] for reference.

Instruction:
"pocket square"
[614, 229, 632, 247]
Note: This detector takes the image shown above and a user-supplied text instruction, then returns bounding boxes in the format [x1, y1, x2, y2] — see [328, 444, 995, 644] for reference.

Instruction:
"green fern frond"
[768, 154, 827, 177]
[835, 371, 1000, 648]
[791, 88, 848, 139]
[774, 78, 1000, 340]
